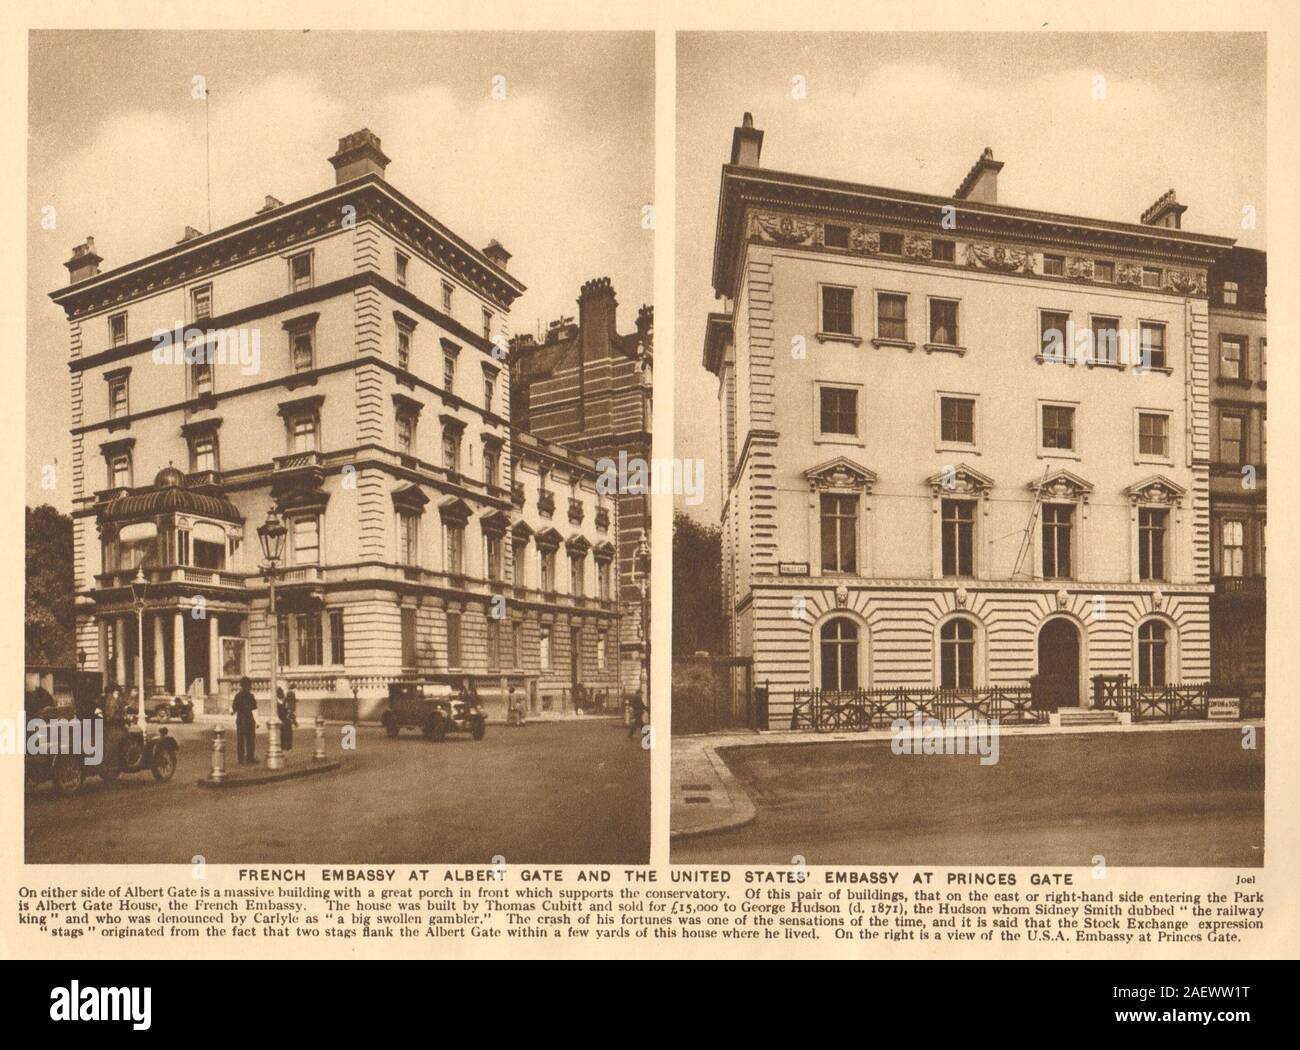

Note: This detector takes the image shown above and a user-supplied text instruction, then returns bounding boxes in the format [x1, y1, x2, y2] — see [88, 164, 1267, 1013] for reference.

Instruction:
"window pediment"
[1032, 468, 1094, 503]
[391, 484, 429, 514]
[805, 456, 877, 493]
[927, 463, 993, 497]
[480, 509, 511, 536]
[438, 497, 472, 525]
[1127, 474, 1186, 505]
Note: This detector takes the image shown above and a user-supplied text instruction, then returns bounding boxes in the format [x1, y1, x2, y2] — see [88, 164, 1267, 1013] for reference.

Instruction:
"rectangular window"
[1221, 520, 1244, 577]
[291, 516, 320, 565]
[932, 239, 955, 262]
[1090, 316, 1120, 365]
[1043, 254, 1065, 277]
[877, 292, 908, 341]
[191, 436, 217, 473]
[1138, 412, 1170, 458]
[1040, 310, 1070, 360]
[941, 499, 975, 577]
[510, 622, 521, 668]
[1041, 404, 1075, 451]
[823, 224, 849, 248]
[1141, 267, 1162, 289]
[487, 619, 500, 670]
[597, 632, 608, 671]
[297, 612, 324, 667]
[929, 298, 959, 345]
[1041, 504, 1074, 579]
[108, 454, 131, 489]
[191, 284, 212, 321]
[483, 376, 495, 412]
[482, 308, 494, 342]
[598, 560, 612, 601]
[1093, 260, 1115, 283]
[108, 376, 129, 419]
[445, 525, 464, 575]
[820, 493, 858, 574]
[541, 549, 556, 592]
[191, 360, 214, 399]
[818, 386, 858, 437]
[291, 328, 315, 373]
[820, 286, 854, 335]
[395, 252, 409, 287]
[443, 352, 456, 392]
[397, 326, 412, 371]
[289, 252, 313, 292]
[277, 614, 291, 668]
[940, 397, 975, 445]
[1139, 322, 1166, 369]
[441, 280, 454, 312]
[539, 625, 552, 670]
[484, 447, 500, 488]
[395, 411, 415, 455]
[441, 430, 460, 474]
[1138, 508, 1167, 581]
[398, 511, 419, 565]
[879, 232, 903, 255]
[1220, 413, 1245, 464]
[291, 415, 318, 453]
[445, 611, 460, 668]
[1220, 337, 1244, 380]
[570, 555, 585, 597]
[487, 534, 503, 581]
[1222, 281, 1239, 306]
[329, 608, 345, 665]
[109, 312, 128, 347]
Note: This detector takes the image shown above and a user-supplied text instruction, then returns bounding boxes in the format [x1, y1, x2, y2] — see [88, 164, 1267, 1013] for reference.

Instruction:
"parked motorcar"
[381, 681, 487, 742]
[148, 695, 195, 724]
[98, 720, 180, 783]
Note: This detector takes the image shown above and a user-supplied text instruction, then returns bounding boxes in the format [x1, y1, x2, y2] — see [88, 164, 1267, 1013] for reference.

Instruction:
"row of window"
[817, 286, 1171, 369]
[817, 385, 1177, 463]
[820, 492, 1172, 582]
[818, 614, 1174, 692]
[105, 248, 494, 350]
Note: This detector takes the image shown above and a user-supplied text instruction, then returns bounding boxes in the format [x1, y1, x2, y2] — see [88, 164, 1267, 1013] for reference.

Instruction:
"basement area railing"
[789, 686, 1046, 732]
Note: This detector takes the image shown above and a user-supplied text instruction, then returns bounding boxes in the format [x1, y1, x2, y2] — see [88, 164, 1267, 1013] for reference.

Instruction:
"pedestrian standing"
[628, 691, 646, 739]
[232, 676, 258, 765]
[278, 686, 296, 751]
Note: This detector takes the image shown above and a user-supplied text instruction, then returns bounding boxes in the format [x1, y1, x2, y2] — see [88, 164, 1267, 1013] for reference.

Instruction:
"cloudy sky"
[675, 31, 1266, 521]
[27, 30, 654, 509]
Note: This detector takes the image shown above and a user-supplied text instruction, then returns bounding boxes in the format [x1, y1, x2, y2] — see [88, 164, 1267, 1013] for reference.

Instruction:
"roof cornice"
[712, 164, 1236, 298]
[50, 174, 525, 318]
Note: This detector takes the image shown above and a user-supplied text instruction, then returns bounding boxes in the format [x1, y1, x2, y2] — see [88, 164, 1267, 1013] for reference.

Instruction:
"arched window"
[940, 618, 975, 690]
[1138, 620, 1169, 687]
[819, 618, 859, 692]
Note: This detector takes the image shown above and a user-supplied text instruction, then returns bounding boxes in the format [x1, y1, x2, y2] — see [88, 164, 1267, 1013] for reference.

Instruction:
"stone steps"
[1058, 709, 1122, 726]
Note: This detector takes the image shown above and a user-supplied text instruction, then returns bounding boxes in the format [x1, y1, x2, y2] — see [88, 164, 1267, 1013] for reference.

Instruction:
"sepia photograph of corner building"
[672, 32, 1265, 867]
[25, 31, 652, 864]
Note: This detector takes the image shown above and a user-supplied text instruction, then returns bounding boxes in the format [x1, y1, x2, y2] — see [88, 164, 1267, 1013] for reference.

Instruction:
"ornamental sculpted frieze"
[750, 213, 819, 246]
[1164, 268, 1207, 295]
[964, 242, 1034, 274]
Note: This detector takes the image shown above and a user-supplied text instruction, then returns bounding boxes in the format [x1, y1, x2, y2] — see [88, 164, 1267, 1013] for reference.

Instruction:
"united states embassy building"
[52, 130, 622, 721]
[703, 115, 1237, 728]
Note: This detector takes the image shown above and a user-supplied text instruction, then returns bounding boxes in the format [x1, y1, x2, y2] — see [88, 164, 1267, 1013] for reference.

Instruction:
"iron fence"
[1091, 676, 1263, 722]
[789, 685, 1047, 732]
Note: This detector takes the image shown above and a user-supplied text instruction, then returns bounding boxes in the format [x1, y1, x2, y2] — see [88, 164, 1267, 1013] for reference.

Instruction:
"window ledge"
[924, 342, 966, 356]
[1134, 365, 1174, 375]
[1217, 377, 1253, 388]
[1037, 449, 1081, 461]
[814, 434, 864, 447]
[1084, 360, 1126, 371]
[936, 444, 980, 456]
[1135, 456, 1174, 468]
[816, 332, 862, 346]
[871, 337, 915, 351]
[1034, 353, 1076, 367]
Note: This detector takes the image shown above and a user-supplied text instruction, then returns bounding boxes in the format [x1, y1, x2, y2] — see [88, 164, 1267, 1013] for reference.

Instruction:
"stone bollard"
[210, 726, 226, 784]
[313, 714, 326, 761]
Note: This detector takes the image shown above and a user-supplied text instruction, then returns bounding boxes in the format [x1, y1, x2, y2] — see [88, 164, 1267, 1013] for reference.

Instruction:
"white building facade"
[53, 129, 622, 721]
[704, 116, 1233, 728]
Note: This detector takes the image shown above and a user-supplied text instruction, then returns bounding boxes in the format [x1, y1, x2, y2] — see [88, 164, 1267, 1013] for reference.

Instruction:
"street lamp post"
[129, 568, 149, 731]
[258, 510, 288, 771]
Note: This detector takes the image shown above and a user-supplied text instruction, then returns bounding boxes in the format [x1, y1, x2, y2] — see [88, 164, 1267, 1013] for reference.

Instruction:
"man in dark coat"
[232, 677, 258, 764]
[277, 686, 296, 751]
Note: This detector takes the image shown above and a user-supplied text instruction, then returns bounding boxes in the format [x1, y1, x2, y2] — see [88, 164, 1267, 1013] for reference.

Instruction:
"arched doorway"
[1037, 618, 1081, 709]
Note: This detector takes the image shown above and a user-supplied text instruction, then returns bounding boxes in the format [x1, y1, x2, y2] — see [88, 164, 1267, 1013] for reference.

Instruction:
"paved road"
[673, 728, 1264, 867]
[26, 720, 649, 865]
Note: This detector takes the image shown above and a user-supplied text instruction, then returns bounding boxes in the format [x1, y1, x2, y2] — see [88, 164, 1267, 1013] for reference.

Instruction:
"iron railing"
[1091, 676, 1263, 722]
[789, 686, 1047, 732]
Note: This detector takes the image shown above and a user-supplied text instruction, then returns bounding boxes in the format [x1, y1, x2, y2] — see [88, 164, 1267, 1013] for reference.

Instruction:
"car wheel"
[471, 718, 486, 741]
[151, 746, 177, 782]
[53, 756, 84, 797]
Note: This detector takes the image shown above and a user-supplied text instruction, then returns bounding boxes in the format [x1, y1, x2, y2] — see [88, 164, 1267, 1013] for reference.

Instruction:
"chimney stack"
[730, 112, 764, 167]
[177, 225, 204, 244]
[578, 277, 617, 362]
[63, 237, 102, 285]
[328, 128, 391, 185]
[256, 195, 285, 215]
[953, 147, 1003, 204]
[1140, 189, 1187, 230]
[482, 239, 512, 271]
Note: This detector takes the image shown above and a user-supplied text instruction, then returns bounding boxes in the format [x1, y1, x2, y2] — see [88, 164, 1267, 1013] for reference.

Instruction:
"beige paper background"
[0, 0, 1297, 960]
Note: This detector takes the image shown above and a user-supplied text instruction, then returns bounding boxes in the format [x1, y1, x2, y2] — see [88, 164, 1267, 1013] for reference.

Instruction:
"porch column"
[208, 613, 221, 696]
[152, 614, 166, 694]
[97, 620, 110, 688]
[114, 617, 127, 686]
[172, 610, 187, 696]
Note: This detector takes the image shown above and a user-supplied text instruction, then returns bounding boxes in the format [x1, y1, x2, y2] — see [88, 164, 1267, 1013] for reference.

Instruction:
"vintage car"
[381, 681, 487, 742]
[99, 722, 180, 783]
[148, 695, 195, 724]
